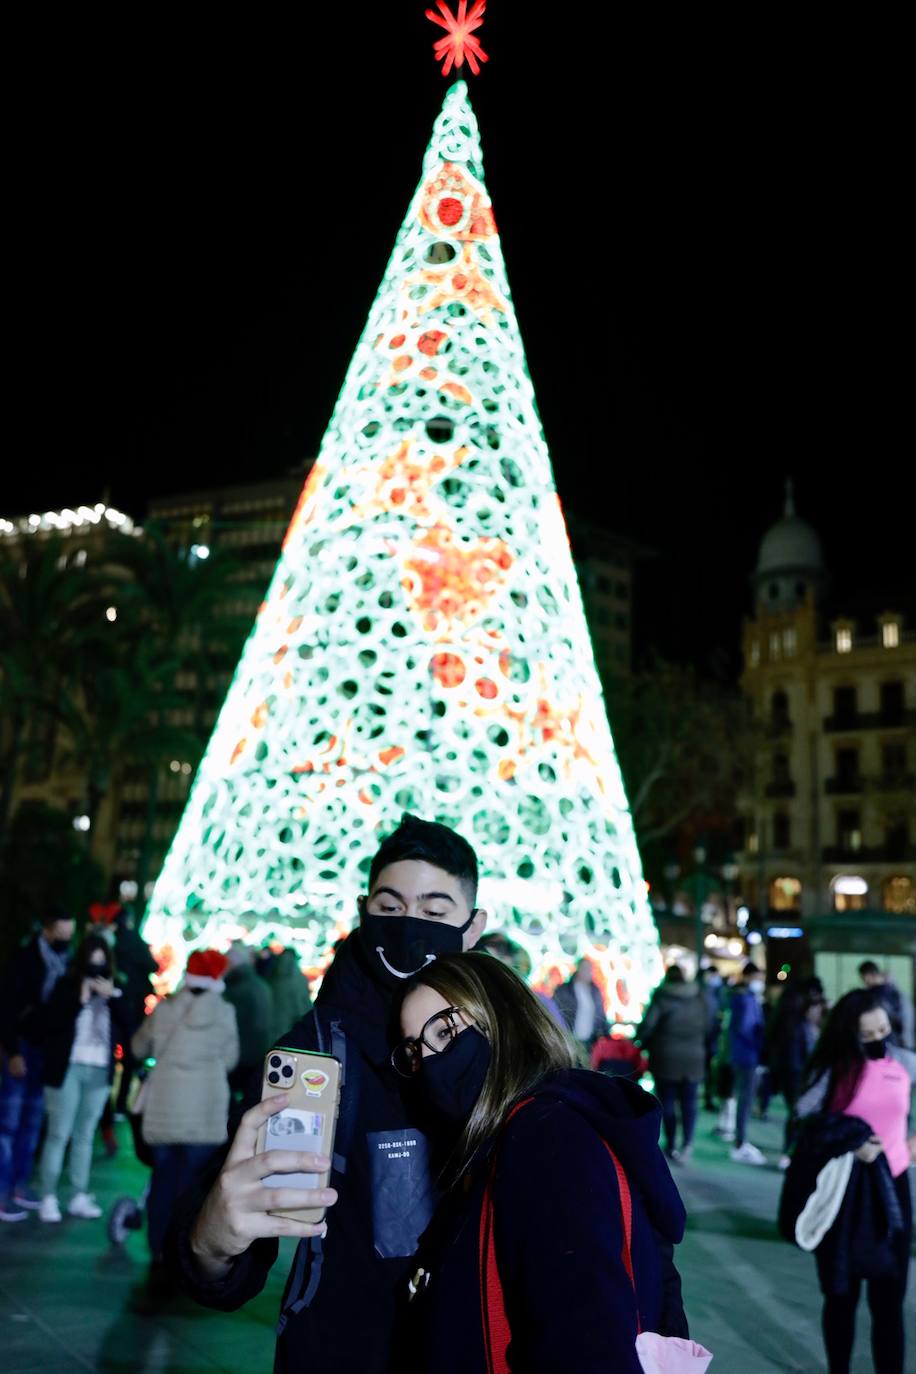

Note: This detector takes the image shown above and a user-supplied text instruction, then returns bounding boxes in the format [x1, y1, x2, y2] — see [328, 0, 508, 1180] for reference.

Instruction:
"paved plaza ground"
[0, 1106, 913, 1373]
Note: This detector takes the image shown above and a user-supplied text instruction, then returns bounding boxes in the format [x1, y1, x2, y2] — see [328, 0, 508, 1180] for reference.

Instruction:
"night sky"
[8, 8, 907, 670]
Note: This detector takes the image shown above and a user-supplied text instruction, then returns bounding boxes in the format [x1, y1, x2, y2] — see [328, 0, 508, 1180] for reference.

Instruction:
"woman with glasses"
[389, 952, 690, 1374]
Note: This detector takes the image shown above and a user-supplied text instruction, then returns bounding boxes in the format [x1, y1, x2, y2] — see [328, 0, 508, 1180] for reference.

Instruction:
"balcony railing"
[822, 843, 916, 864]
[872, 772, 916, 792]
[824, 710, 916, 733]
[825, 776, 864, 795]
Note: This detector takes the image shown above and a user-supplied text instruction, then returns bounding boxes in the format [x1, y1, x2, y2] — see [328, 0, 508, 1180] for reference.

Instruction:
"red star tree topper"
[426, 0, 489, 76]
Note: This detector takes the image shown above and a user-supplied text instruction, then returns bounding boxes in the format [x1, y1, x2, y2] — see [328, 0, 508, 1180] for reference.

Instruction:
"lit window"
[836, 627, 852, 653]
[770, 876, 801, 911]
[769, 633, 781, 660]
[782, 626, 797, 656]
[747, 832, 759, 854]
[882, 621, 899, 649]
[884, 876, 915, 914]
[749, 641, 760, 668]
[838, 809, 861, 851]
[832, 874, 867, 912]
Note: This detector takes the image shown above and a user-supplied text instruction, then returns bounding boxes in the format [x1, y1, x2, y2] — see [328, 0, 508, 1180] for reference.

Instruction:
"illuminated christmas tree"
[143, 76, 663, 1016]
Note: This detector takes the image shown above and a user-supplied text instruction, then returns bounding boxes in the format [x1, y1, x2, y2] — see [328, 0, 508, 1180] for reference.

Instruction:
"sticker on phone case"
[301, 1068, 330, 1097]
[262, 1109, 325, 1188]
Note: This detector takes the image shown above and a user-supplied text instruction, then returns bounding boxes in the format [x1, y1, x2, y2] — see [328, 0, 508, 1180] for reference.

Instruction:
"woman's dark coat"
[399, 1069, 688, 1374]
[23, 974, 130, 1087]
[637, 980, 709, 1083]
[778, 1111, 909, 1296]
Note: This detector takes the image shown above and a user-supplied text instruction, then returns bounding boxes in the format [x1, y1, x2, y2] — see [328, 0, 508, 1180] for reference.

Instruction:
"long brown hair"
[405, 952, 576, 1175]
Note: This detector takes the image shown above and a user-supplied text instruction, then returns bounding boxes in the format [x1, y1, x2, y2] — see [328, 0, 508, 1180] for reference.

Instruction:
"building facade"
[564, 511, 638, 680]
[0, 502, 142, 867]
[738, 486, 916, 929]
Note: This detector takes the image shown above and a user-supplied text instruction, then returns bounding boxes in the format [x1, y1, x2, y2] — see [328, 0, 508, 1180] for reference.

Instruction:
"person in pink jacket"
[796, 989, 916, 1374]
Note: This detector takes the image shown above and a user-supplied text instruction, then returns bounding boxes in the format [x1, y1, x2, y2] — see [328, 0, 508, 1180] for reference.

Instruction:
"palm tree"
[101, 524, 251, 734]
[82, 526, 253, 892]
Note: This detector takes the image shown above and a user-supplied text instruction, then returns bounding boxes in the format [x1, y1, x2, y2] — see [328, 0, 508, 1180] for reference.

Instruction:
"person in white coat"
[132, 949, 239, 1268]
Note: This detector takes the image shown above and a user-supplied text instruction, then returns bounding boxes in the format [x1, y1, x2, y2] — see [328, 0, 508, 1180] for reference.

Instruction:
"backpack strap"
[329, 1017, 351, 1176]
[478, 1099, 641, 1373]
[478, 1098, 533, 1374]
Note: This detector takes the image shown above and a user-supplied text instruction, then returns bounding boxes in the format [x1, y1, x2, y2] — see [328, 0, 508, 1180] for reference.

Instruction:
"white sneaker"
[731, 1142, 767, 1166]
[68, 1192, 102, 1219]
[778, 1154, 792, 1171]
[39, 1195, 62, 1223]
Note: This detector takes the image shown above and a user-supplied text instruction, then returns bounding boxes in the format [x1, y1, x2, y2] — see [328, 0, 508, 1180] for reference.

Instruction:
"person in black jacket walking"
[637, 965, 709, 1162]
[26, 932, 130, 1223]
[0, 906, 74, 1221]
[223, 942, 274, 1097]
[111, 905, 158, 1116]
[392, 952, 690, 1373]
[168, 814, 488, 1374]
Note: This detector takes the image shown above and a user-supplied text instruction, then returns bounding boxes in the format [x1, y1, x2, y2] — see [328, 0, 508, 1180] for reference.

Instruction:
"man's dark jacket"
[553, 978, 609, 1043]
[114, 925, 158, 1030]
[168, 935, 435, 1374]
[0, 936, 68, 1057]
[223, 962, 274, 1070]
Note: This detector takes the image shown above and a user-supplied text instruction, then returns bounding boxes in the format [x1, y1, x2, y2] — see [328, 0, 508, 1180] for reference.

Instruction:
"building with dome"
[737, 483, 915, 1000]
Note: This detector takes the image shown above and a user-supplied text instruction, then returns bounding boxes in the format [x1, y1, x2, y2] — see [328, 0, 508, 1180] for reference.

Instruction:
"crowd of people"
[0, 813, 913, 1374]
[0, 904, 310, 1242]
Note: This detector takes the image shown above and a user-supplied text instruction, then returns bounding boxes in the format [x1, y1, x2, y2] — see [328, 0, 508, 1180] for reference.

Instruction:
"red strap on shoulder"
[479, 1098, 534, 1374]
[478, 1100, 641, 1370]
[604, 1142, 638, 1322]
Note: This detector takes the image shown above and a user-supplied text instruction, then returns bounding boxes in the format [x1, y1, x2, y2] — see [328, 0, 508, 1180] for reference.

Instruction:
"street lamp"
[663, 861, 681, 909]
[691, 844, 709, 970]
[721, 858, 740, 925]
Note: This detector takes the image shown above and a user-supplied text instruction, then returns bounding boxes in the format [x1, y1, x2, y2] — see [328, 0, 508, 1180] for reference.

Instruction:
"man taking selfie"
[170, 814, 487, 1373]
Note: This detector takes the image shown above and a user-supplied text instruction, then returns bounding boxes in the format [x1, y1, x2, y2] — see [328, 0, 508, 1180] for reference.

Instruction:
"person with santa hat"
[132, 949, 239, 1280]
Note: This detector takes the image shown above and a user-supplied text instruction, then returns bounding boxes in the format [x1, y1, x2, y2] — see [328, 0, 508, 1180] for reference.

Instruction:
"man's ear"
[463, 907, 488, 951]
[357, 894, 367, 917]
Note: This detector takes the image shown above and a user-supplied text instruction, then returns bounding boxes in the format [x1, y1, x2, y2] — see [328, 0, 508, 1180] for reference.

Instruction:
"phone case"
[255, 1047, 342, 1223]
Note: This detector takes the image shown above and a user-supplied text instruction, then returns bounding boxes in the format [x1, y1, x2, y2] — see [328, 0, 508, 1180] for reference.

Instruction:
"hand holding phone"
[190, 1093, 338, 1281]
[255, 1049, 342, 1224]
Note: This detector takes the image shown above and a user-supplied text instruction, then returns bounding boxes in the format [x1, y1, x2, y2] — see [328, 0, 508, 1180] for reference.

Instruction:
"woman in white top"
[28, 933, 127, 1222]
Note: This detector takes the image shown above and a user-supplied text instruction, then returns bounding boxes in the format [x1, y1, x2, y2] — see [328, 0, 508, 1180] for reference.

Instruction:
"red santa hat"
[88, 901, 122, 927]
[185, 949, 229, 992]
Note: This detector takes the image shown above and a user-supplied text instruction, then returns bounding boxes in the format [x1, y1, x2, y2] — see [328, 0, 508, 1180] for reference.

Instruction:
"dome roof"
[756, 482, 824, 576]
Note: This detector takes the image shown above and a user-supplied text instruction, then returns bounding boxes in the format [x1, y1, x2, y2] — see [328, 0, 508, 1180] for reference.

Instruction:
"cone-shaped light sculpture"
[143, 83, 662, 1014]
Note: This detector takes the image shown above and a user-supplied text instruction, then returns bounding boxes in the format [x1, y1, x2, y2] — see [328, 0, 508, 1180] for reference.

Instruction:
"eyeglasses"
[390, 1006, 472, 1078]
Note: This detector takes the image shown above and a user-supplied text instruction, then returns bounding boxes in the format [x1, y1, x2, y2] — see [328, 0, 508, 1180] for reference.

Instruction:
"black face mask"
[418, 1026, 491, 1122]
[862, 1037, 888, 1060]
[358, 909, 477, 991]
